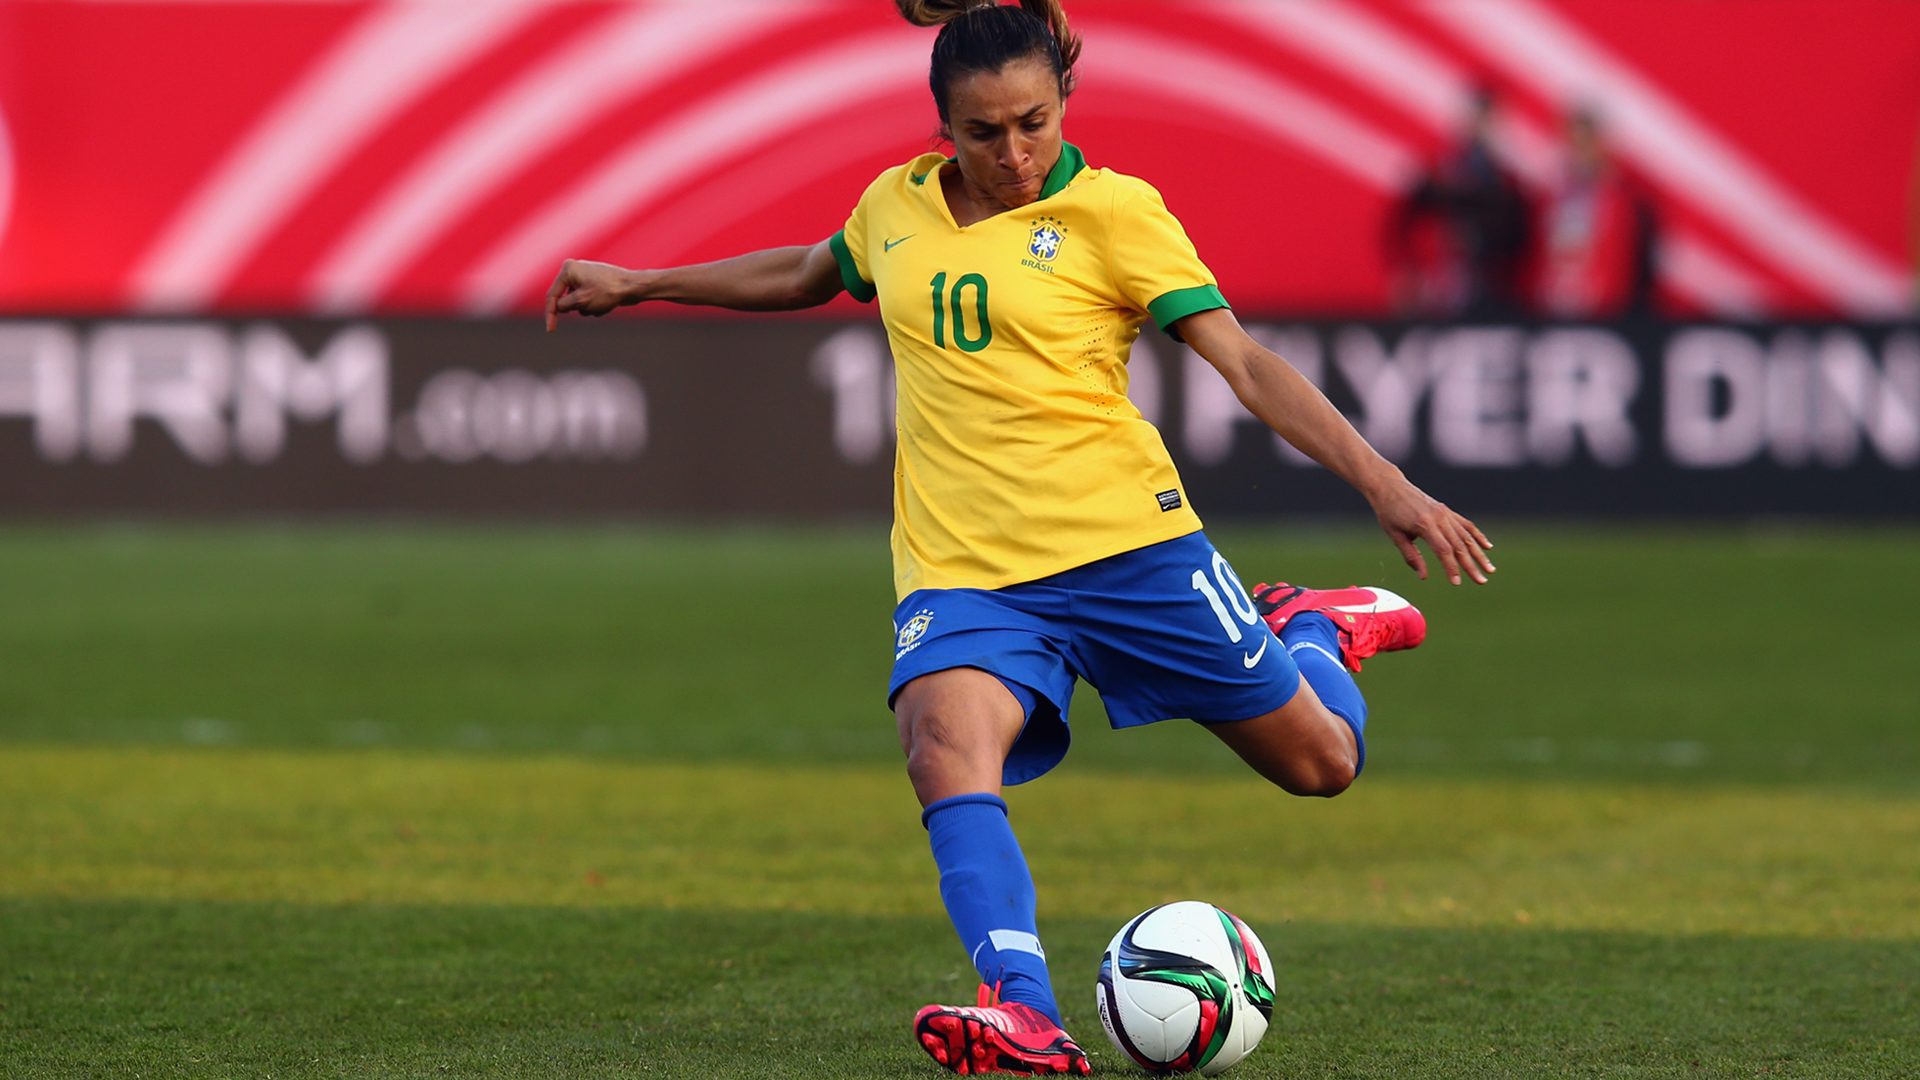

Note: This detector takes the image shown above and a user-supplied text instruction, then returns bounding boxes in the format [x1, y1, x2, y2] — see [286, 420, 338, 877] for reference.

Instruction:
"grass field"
[2, 522, 1916, 1077]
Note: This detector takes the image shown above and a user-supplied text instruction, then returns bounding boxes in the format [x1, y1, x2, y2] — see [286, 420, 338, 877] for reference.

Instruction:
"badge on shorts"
[1156, 489, 1184, 512]
[896, 609, 936, 659]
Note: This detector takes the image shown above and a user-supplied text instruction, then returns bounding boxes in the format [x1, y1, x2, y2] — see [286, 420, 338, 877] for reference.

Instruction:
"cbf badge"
[1027, 217, 1067, 262]
[895, 609, 936, 659]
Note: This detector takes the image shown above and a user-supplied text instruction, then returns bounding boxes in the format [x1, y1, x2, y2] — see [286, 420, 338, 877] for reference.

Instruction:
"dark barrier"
[0, 316, 1915, 516]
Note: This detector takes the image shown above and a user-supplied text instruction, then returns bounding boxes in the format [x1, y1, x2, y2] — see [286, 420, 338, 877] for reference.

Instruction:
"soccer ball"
[1095, 902, 1276, 1075]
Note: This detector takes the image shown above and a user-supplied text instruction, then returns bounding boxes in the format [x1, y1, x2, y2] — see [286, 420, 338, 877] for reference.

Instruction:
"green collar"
[1038, 141, 1088, 200]
[912, 142, 1088, 198]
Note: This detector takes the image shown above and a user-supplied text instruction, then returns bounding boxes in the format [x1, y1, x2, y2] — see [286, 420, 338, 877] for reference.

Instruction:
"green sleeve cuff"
[1147, 284, 1230, 341]
[828, 231, 876, 303]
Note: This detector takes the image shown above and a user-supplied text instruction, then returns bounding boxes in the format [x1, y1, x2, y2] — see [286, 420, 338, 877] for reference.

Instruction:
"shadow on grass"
[2, 900, 1912, 1079]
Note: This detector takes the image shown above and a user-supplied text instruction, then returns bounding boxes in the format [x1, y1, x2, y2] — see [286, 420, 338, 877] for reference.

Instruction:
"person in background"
[1385, 85, 1534, 319]
[1536, 107, 1659, 320]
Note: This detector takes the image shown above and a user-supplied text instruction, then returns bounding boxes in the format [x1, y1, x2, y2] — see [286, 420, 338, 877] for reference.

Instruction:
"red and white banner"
[1, 0, 1916, 319]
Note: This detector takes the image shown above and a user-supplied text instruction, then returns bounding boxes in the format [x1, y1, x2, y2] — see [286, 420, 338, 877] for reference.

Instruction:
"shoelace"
[1345, 608, 1411, 659]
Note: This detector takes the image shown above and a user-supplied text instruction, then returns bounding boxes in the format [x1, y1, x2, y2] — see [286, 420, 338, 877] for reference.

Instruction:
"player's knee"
[1277, 765, 1352, 798]
[902, 711, 985, 772]
[902, 720, 1004, 799]
[894, 671, 1022, 775]
[1276, 737, 1356, 798]
[1300, 756, 1356, 798]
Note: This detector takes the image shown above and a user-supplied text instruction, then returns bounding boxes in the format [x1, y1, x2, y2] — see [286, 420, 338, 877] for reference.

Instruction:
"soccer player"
[546, 1, 1494, 1073]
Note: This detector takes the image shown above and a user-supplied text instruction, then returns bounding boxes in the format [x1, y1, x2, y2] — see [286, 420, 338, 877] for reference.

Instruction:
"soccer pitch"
[1, 522, 1916, 1078]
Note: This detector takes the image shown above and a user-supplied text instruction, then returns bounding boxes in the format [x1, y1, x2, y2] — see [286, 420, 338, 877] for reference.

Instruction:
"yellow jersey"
[831, 143, 1229, 600]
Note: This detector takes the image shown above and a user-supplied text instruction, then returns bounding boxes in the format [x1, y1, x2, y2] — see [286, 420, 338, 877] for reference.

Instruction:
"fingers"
[1379, 484, 1495, 587]
[1389, 529, 1428, 580]
[1427, 528, 1465, 585]
[1442, 511, 1495, 581]
[1463, 517, 1497, 578]
[545, 261, 572, 333]
[1433, 515, 1491, 585]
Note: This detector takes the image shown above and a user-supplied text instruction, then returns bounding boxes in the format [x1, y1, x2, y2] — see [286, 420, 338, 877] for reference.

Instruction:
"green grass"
[2, 522, 1917, 1077]
[7, 749, 1917, 937]
[4, 750, 1916, 1078]
[0, 521, 1912, 783]
[7, 901, 1914, 1079]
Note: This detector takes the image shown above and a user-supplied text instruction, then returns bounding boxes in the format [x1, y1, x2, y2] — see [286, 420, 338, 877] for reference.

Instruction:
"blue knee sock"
[1280, 612, 1369, 775]
[923, 793, 1061, 1025]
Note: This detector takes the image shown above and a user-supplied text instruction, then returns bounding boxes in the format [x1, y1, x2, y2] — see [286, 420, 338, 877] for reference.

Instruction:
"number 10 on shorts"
[1192, 551, 1260, 643]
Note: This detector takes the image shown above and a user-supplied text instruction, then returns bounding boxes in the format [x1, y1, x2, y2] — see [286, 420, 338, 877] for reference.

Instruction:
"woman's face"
[943, 57, 1064, 210]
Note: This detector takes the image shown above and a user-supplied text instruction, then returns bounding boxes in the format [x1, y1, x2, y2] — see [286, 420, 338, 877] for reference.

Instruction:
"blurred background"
[1, 2, 1916, 1077]
[0, 0, 1917, 516]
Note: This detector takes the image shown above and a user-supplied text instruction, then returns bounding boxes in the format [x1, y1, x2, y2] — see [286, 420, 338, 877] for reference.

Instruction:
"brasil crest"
[1027, 216, 1067, 262]
[896, 609, 936, 657]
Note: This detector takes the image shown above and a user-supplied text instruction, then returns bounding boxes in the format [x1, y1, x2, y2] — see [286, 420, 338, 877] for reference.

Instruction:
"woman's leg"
[894, 668, 1065, 1026]
[1204, 675, 1360, 797]
[1208, 600, 1382, 798]
[894, 667, 1026, 804]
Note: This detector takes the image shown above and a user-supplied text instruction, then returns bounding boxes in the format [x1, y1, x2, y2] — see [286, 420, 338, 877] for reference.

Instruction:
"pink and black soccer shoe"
[913, 984, 1091, 1076]
[1251, 583, 1427, 672]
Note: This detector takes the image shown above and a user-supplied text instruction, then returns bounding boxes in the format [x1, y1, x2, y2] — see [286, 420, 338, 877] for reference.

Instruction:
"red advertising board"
[2, 0, 1917, 321]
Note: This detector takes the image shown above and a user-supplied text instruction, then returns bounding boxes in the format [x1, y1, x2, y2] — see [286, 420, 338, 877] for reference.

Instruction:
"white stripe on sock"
[1287, 641, 1344, 668]
[986, 929, 1046, 959]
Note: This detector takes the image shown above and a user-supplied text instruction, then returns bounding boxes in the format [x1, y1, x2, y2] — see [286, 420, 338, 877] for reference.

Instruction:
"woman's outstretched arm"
[545, 238, 846, 331]
[1175, 306, 1496, 586]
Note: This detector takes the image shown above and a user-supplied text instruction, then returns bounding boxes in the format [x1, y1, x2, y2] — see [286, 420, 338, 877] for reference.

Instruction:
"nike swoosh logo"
[1243, 635, 1269, 669]
[884, 235, 916, 252]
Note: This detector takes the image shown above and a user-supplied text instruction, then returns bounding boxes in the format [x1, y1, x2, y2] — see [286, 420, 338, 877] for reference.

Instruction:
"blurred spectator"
[1386, 87, 1534, 319]
[1536, 108, 1659, 320]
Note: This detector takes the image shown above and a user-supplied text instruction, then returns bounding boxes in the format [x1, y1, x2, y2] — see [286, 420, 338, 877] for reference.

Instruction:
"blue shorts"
[888, 530, 1301, 785]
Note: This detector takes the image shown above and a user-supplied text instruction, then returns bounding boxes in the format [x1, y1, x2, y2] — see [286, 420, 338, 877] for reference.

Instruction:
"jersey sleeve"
[1109, 183, 1230, 340]
[828, 180, 880, 304]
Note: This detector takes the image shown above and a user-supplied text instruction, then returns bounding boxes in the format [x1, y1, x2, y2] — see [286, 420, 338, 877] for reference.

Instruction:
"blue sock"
[922, 793, 1061, 1025]
[1281, 613, 1369, 775]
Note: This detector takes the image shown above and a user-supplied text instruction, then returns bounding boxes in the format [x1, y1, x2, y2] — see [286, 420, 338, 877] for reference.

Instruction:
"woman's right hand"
[546, 259, 639, 331]
[546, 242, 842, 323]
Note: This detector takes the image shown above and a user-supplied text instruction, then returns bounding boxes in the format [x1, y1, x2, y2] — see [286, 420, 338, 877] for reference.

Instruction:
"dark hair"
[895, 0, 1082, 125]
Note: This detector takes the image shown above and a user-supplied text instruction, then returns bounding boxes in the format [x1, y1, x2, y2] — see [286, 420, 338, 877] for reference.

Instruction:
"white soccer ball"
[1095, 901, 1276, 1075]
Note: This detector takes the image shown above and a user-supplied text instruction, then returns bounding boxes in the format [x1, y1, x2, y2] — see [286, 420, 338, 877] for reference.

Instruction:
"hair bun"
[895, 0, 998, 29]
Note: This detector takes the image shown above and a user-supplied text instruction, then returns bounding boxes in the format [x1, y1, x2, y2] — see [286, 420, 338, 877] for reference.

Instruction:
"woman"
[547, 1, 1494, 1073]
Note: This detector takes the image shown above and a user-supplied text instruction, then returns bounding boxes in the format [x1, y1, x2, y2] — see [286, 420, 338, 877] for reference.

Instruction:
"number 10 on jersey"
[930, 273, 993, 353]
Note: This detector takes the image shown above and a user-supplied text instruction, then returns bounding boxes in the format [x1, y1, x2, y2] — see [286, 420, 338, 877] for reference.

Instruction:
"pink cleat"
[913, 983, 1091, 1075]
[1251, 583, 1427, 672]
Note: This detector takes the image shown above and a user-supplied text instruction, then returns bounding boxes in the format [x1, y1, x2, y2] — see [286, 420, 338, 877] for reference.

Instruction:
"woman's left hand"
[1367, 477, 1495, 586]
